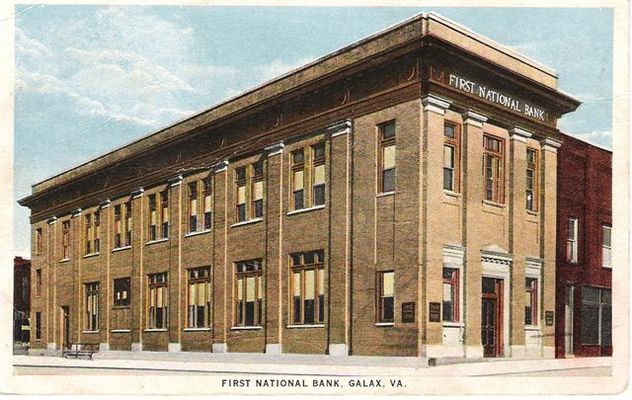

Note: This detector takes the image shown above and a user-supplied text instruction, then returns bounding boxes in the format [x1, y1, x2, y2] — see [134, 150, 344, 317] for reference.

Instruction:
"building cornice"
[462, 110, 488, 128]
[510, 126, 533, 142]
[422, 95, 451, 115]
[264, 142, 285, 156]
[327, 120, 352, 138]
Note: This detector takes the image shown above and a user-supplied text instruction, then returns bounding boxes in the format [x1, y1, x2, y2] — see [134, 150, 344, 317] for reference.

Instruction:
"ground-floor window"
[35, 312, 41, 339]
[581, 286, 611, 346]
[442, 268, 459, 322]
[377, 271, 394, 323]
[113, 277, 130, 307]
[234, 259, 262, 327]
[187, 267, 211, 328]
[290, 250, 325, 325]
[525, 277, 538, 326]
[148, 272, 168, 329]
[84, 282, 99, 331]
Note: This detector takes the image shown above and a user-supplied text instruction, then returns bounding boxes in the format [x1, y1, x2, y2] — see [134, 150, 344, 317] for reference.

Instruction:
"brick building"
[19, 13, 579, 359]
[13, 256, 31, 345]
[555, 133, 612, 358]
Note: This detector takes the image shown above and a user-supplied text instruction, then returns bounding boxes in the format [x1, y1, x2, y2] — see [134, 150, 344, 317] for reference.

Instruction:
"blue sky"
[13, 6, 613, 257]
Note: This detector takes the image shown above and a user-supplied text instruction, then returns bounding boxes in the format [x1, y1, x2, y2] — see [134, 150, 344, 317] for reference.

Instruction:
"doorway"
[481, 277, 503, 357]
[61, 306, 70, 349]
[564, 286, 574, 357]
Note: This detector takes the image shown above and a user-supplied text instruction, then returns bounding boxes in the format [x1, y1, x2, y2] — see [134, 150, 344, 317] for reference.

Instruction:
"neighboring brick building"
[555, 133, 612, 358]
[14, 256, 31, 345]
[18, 13, 579, 359]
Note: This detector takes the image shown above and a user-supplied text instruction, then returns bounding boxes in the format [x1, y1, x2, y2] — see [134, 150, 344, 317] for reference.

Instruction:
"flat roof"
[24, 12, 567, 200]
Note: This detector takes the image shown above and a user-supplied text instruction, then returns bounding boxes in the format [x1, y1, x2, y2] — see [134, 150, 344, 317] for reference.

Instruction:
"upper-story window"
[566, 217, 579, 263]
[62, 220, 71, 260]
[203, 178, 213, 230]
[443, 122, 460, 192]
[125, 201, 132, 246]
[483, 135, 505, 203]
[35, 228, 43, 255]
[36, 268, 42, 296]
[148, 194, 158, 241]
[114, 205, 122, 248]
[235, 161, 264, 223]
[188, 182, 198, 233]
[148, 191, 169, 241]
[160, 190, 169, 238]
[291, 144, 326, 211]
[602, 224, 612, 268]
[84, 211, 100, 254]
[378, 121, 396, 194]
[526, 148, 539, 211]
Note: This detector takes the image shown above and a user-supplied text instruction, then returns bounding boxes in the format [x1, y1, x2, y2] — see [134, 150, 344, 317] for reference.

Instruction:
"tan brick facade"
[21, 13, 579, 360]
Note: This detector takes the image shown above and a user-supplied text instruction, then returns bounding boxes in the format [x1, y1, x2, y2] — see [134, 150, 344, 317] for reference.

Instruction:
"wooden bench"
[62, 343, 98, 359]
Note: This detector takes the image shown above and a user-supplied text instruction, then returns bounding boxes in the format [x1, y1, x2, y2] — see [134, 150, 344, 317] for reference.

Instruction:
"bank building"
[19, 13, 580, 360]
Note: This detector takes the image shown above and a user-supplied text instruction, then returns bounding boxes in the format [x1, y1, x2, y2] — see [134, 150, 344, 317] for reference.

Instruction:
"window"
[84, 211, 101, 254]
[378, 122, 396, 193]
[84, 282, 99, 331]
[566, 218, 578, 263]
[62, 220, 70, 259]
[581, 287, 611, 346]
[526, 149, 538, 211]
[113, 277, 130, 307]
[525, 278, 538, 326]
[377, 271, 395, 323]
[443, 122, 460, 192]
[114, 205, 122, 248]
[36, 269, 42, 296]
[234, 259, 263, 327]
[312, 144, 326, 206]
[85, 214, 92, 254]
[483, 135, 505, 203]
[35, 312, 41, 339]
[291, 150, 306, 210]
[602, 225, 612, 268]
[189, 182, 199, 232]
[35, 228, 42, 255]
[290, 250, 325, 325]
[442, 268, 459, 322]
[148, 272, 168, 329]
[161, 190, 169, 239]
[148, 194, 157, 241]
[252, 161, 264, 219]
[94, 211, 101, 253]
[236, 161, 264, 222]
[203, 178, 213, 230]
[125, 201, 132, 246]
[187, 267, 211, 328]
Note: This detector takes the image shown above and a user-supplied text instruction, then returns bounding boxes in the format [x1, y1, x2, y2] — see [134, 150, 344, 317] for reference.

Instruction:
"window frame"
[203, 177, 213, 230]
[148, 194, 158, 241]
[35, 311, 41, 340]
[35, 228, 43, 255]
[147, 272, 168, 329]
[124, 201, 132, 246]
[378, 121, 396, 194]
[483, 135, 505, 203]
[291, 149, 307, 210]
[525, 277, 538, 327]
[602, 224, 612, 268]
[567, 217, 579, 263]
[442, 267, 460, 323]
[443, 122, 461, 193]
[251, 160, 264, 219]
[234, 259, 263, 327]
[114, 205, 122, 248]
[526, 148, 539, 211]
[84, 282, 100, 332]
[113, 277, 131, 308]
[188, 181, 199, 232]
[35, 268, 42, 296]
[186, 267, 212, 328]
[289, 250, 326, 326]
[61, 220, 71, 260]
[376, 270, 395, 324]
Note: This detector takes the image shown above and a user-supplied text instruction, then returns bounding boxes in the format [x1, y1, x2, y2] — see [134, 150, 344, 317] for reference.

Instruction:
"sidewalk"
[13, 353, 612, 377]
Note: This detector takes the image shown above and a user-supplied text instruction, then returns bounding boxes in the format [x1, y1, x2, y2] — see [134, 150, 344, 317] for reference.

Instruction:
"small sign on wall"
[402, 302, 415, 323]
[429, 302, 441, 322]
[545, 311, 554, 326]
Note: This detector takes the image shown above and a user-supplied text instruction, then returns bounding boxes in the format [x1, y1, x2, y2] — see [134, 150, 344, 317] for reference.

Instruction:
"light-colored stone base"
[99, 343, 110, 352]
[328, 344, 349, 356]
[425, 344, 465, 358]
[212, 343, 227, 353]
[47, 343, 57, 350]
[265, 344, 282, 355]
[168, 343, 181, 353]
[542, 346, 555, 359]
[465, 345, 484, 358]
[131, 342, 142, 352]
[510, 345, 526, 358]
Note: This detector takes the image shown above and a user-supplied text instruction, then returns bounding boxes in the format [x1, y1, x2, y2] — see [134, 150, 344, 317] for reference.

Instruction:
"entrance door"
[564, 286, 574, 356]
[481, 278, 503, 357]
[61, 306, 70, 349]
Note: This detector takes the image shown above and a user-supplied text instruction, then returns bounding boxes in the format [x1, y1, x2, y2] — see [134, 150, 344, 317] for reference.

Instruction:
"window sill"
[81, 330, 99, 334]
[482, 200, 506, 209]
[526, 210, 539, 217]
[230, 218, 263, 228]
[59, 258, 71, 263]
[376, 191, 395, 198]
[443, 190, 461, 199]
[145, 238, 169, 246]
[230, 326, 262, 331]
[525, 326, 541, 331]
[602, 266, 612, 270]
[375, 322, 394, 327]
[112, 306, 131, 310]
[184, 229, 212, 238]
[112, 246, 131, 253]
[287, 205, 325, 216]
[183, 327, 212, 332]
[110, 329, 131, 333]
[442, 322, 464, 328]
[286, 324, 325, 329]
[143, 328, 168, 332]
[83, 252, 100, 259]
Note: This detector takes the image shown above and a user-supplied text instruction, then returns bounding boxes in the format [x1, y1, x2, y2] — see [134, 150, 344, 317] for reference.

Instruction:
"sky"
[13, 6, 614, 257]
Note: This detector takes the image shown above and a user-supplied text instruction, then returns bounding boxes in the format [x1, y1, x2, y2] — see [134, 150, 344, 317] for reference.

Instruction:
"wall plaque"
[545, 311, 554, 326]
[429, 302, 441, 322]
[402, 302, 415, 323]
